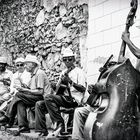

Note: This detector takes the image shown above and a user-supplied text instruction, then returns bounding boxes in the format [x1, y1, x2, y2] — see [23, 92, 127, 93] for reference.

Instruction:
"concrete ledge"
[0, 127, 72, 140]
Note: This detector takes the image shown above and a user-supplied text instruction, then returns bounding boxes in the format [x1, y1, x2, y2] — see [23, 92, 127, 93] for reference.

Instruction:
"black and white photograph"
[0, 0, 140, 140]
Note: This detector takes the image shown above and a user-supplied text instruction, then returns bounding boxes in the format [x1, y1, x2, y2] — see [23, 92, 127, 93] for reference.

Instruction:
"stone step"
[0, 126, 72, 140]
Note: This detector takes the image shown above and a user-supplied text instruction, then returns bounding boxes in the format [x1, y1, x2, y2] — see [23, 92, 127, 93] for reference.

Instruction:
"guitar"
[55, 66, 75, 95]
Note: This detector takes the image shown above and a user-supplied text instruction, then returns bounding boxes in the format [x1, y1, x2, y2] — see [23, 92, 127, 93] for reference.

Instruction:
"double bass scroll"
[118, 0, 138, 63]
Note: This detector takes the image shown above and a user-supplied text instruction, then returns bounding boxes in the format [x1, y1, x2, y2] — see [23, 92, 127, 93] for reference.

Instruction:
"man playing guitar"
[35, 47, 86, 137]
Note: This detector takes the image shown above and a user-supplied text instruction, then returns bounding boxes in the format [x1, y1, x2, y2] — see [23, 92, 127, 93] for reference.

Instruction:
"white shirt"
[61, 67, 86, 104]
[10, 69, 31, 94]
[0, 69, 13, 95]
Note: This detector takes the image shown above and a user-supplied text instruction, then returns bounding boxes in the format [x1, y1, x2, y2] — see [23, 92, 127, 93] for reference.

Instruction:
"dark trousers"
[35, 100, 48, 132]
[6, 92, 43, 128]
[45, 94, 78, 126]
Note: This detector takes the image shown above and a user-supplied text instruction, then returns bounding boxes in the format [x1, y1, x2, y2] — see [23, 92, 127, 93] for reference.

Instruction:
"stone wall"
[86, 0, 140, 84]
[0, 0, 88, 82]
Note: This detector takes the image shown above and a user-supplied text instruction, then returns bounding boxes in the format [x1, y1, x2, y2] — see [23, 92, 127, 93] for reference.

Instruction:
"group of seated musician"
[0, 47, 120, 140]
[2, 34, 138, 139]
[0, 32, 136, 139]
[0, 47, 87, 139]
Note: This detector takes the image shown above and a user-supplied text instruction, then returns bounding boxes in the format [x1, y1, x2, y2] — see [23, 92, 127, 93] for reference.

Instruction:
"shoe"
[19, 126, 30, 133]
[45, 130, 60, 139]
[67, 126, 72, 134]
[38, 131, 48, 136]
[59, 123, 65, 135]
[55, 123, 65, 135]
[5, 123, 12, 128]
[13, 126, 30, 136]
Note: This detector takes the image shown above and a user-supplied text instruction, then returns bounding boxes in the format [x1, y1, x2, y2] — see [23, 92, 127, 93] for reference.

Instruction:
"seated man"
[0, 57, 31, 113]
[35, 47, 86, 137]
[0, 54, 52, 136]
[72, 60, 117, 140]
[72, 84, 100, 140]
[10, 57, 31, 96]
[0, 56, 13, 106]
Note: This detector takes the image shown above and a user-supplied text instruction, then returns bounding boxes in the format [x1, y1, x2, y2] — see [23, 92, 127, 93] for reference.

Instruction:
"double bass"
[84, 0, 140, 140]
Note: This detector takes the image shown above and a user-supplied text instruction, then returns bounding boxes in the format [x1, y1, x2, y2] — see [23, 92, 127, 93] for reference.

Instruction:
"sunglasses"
[16, 64, 24, 67]
[63, 57, 73, 62]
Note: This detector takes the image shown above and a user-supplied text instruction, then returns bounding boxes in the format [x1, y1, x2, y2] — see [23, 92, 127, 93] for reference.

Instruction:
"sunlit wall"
[86, 0, 140, 84]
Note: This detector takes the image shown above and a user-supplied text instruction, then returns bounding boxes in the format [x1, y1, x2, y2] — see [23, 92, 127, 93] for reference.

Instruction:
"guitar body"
[84, 59, 140, 140]
[56, 84, 67, 95]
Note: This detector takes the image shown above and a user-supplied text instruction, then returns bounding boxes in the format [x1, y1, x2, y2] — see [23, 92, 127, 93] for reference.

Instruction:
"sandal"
[45, 127, 61, 139]
[38, 131, 48, 136]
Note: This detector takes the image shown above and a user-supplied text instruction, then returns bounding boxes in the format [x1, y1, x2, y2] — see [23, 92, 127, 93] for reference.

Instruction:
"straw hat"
[0, 56, 7, 64]
[15, 57, 25, 64]
[62, 48, 75, 58]
[25, 54, 40, 65]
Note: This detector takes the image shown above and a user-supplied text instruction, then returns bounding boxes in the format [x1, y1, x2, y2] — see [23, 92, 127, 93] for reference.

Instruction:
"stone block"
[111, 8, 129, 28]
[103, 27, 122, 44]
[95, 15, 111, 32]
[87, 32, 104, 48]
[103, 0, 120, 15]
[95, 0, 107, 6]
[87, 19, 95, 35]
[89, 4, 103, 20]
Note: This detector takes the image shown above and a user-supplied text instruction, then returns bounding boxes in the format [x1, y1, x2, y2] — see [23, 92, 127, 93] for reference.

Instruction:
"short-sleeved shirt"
[61, 67, 86, 104]
[29, 67, 52, 97]
[0, 69, 13, 95]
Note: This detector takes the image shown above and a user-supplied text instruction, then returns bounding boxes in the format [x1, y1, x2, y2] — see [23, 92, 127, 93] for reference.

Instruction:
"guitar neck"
[55, 66, 75, 94]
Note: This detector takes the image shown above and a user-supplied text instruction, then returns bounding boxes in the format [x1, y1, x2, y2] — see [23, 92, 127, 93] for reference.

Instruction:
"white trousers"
[72, 105, 93, 140]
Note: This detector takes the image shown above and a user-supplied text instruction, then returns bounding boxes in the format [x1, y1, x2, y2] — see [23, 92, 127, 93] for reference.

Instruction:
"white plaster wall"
[86, 0, 140, 84]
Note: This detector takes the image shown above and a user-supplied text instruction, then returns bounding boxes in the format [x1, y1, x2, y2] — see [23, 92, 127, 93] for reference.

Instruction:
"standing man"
[0, 54, 52, 135]
[43, 47, 86, 137]
[121, 32, 140, 59]
[0, 56, 13, 106]
[121, 31, 140, 111]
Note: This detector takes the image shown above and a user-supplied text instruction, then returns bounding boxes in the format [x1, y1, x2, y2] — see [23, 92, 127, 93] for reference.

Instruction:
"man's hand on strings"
[99, 67, 107, 73]
[61, 74, 73, 85]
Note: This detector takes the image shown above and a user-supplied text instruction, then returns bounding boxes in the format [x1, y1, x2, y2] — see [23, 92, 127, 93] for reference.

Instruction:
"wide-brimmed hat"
[62, 48, 75, 58]
[15, 57, 25, 64]
[24, 54, 40, 65]
[0, 56, 7, 64]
